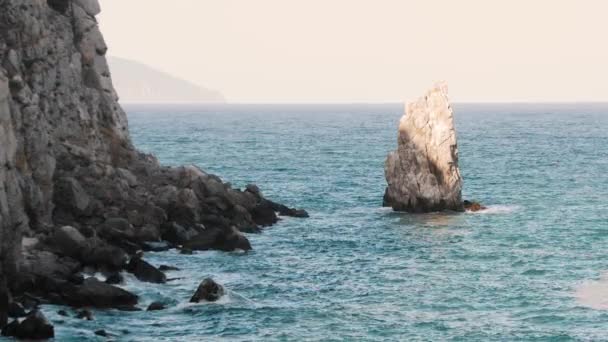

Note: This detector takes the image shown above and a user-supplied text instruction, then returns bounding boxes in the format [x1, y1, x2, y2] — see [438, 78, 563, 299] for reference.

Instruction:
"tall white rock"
[383, 83, 463, 212]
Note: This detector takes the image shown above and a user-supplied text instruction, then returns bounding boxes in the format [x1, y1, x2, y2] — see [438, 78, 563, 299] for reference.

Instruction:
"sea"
[33, 103, 608, 340]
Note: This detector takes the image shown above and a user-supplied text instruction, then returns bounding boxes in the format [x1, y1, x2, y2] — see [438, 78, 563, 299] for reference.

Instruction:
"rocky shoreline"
[0, 0, 306, 339]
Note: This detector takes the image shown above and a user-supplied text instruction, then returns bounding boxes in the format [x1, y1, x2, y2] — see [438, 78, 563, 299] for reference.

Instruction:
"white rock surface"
[383, 83, 463, 212]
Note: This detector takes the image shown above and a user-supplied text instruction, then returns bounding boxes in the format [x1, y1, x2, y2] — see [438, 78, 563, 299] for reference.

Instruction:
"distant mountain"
[108, 57, 225, 103]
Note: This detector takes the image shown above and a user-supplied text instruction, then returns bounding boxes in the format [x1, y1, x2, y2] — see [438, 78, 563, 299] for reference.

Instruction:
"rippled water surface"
[46, 104, 608, 340]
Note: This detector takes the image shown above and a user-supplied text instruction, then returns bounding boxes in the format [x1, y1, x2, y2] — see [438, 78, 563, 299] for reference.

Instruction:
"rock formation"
[383, 83, 463, 212]
[0, 0, 306, 330]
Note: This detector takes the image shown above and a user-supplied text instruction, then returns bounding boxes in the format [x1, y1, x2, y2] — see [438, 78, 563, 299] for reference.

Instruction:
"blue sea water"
[43, 103, 608, 340]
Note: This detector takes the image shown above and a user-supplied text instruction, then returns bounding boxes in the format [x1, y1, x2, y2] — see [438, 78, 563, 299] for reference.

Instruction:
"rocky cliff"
[383, 83, 463, 212]
[0, 0, 305, 332]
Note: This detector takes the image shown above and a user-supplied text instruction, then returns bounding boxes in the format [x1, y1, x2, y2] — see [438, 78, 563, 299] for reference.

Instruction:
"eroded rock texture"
[383, 83, 463, 212]
[0, 0, 305, 320]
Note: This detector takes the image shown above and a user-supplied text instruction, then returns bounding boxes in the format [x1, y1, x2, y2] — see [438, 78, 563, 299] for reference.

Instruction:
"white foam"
[468, 204, 520, 214]
[575, 274, 608, 310]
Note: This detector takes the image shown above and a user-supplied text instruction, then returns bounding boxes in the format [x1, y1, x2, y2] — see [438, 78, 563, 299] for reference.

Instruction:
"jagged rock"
[82, 241, 128, 271]
[14, 310, 54, 340]
[190, 278, 225, 303]
[183, 226, 252, 252]
[384, 83, 463, 212]
[62, 278, 138, 309]
[126, 256, 166, 284]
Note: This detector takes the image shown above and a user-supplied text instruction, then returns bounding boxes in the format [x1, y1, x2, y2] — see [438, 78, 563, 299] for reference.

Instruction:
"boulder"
[62, 277, 138, 308]
[14, 310, 54, 340]
[160, 221, 198, 245]
[147, 302, 166, 311]
[126, 256, 166, 284]
[53, 225, 87, 258]
[83, 241, 128, 271]
[54, 177, 91, 216]
[384, 83, 464, 212]
[74, 0, 101, 16]
[190, 278, 225, 303]
[183, 226, 252, 252]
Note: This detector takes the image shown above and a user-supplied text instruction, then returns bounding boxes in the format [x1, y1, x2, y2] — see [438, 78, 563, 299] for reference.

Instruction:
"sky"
[98, 0, 608, 103]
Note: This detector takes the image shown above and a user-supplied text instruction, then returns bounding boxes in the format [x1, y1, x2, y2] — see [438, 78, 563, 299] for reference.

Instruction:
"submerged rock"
[463, 200, 487, 212]
[147, 302, 166, 311]
[190, 278, 225, 303]
[384, 83, 464, 212]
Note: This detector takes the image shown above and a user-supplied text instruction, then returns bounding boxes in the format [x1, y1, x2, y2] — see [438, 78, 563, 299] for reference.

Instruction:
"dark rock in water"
[269, 200, 309, 218]
[62, 278, 138, 309]
[7, 302, 26, 318]
[251, 200, 279, 226]
[76, 309, 94, 320]
[463, 200, 487, 212]
[57, 309, 69, 317]
[190, 278, 225, 303]
[1, 320, 19, 337]
[126, 256, 166, 284]
[14, 310, 54, 340]
[105, 272, 124, 285]
[180, 248, 193, 255]
[147, 302, 166, 311]
[94, 329, 108, 337]
[158, 265, 180, 272]
[183, 226, 251, 252]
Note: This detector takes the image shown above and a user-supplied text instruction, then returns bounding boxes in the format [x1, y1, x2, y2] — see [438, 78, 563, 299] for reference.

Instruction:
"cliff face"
[0, 0, 304, 321]
[383, 83, 463, 212]
[0, 0, 131, 286]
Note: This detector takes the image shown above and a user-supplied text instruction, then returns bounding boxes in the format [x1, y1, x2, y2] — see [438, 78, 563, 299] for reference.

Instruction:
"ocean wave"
[575, 274, 608, 310]
[468, 204, 520, 214]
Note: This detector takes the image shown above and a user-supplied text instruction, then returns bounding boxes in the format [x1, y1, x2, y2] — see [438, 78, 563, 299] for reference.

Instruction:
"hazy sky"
[98, 0, 607, 103]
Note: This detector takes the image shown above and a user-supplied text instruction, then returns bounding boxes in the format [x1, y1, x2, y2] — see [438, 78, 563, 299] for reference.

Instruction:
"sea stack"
[383, 83, 463, 212]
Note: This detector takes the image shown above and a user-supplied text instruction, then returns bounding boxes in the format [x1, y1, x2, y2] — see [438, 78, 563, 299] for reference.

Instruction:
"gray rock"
[384, 83, 463, 212]
[14, 310, 54, 340]
[53, 226, 87, 258]
[54, 177, 91, 215]
[126, 256, 166, 284]
[63, 277, 138, 309]
[74, 0, 101, 17]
